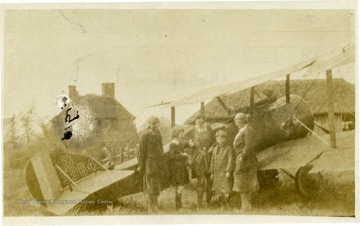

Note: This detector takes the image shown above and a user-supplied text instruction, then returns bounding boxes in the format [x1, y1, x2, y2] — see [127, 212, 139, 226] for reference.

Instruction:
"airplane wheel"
[295, 165, 323, 199]
[257, 170, 279, 188]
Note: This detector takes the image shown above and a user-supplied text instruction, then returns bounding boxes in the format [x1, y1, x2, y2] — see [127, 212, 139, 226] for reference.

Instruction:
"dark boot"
[147, 195, 154, 214]
[147, 195, 158, 214]
[152, 196, 159, 213]
[206, 189, 212, 207]
[197, 192, 203, 210]
[219, 195, 226, 210]
[206, 175, 212, 206]
[175, 193, 182, 210]
[224, 195, 230, 210]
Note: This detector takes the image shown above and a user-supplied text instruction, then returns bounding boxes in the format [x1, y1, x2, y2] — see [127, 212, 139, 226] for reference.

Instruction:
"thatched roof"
[50, 94, 137, 150]
[185, 78, 355, 124]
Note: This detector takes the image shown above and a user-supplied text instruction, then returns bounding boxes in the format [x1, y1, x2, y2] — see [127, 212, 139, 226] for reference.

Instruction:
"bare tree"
[4, 114, 19, 151]
[40, 120, 64, 150]
[9, 114, 18, 150]
[20, 107, 34, 148]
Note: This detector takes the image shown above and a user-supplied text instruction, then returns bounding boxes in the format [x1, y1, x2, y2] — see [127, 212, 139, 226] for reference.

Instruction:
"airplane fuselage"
[220, 94, 315, 152]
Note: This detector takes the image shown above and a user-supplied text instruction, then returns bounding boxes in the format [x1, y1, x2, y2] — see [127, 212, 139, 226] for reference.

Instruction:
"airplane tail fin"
[26, 151, 62, 206]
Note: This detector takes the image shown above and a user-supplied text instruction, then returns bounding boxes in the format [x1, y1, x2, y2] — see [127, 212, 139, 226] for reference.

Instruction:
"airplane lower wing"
[46, 170, 137, 215]
[115, 157, 138, 170]
[26, 150, 143, 216]
[257, 130, 355, 198]
[309, 131, 355, 173]
[257, 130, 355, 173]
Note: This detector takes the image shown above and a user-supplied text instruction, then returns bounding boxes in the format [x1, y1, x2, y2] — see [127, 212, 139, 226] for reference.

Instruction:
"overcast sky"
[3, 8, 355, 127]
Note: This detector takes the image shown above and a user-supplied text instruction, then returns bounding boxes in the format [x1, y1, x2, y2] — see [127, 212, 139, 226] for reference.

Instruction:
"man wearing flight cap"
[138, 116, 164, 213]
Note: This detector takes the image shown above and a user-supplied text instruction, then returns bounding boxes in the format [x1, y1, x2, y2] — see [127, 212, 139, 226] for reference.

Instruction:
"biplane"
[25, 44, 355, 215]
[149, 44, 355, 196]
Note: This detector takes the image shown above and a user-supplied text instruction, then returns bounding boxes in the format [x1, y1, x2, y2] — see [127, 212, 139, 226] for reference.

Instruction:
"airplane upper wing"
[304, 45, 355, 76]
[149, 45, 354, 108]
[149, 58, 315, 108]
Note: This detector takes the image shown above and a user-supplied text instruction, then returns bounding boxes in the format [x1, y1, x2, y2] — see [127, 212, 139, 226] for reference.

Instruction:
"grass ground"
[3, 140, 58, 217]
[64, 177, 354, 217]
[4, 167, 51, 216]
[3, 145, 354, 217]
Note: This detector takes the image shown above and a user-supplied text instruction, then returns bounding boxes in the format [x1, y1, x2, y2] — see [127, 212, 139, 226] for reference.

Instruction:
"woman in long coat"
[233, 113, 259, 211]
[209, 130, 234, 209]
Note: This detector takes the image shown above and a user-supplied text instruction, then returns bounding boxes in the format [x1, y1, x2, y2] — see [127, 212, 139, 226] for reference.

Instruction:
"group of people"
[137, 113, 259, 213]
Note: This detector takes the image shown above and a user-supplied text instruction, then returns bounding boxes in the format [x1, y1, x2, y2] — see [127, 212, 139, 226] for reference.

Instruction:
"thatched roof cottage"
[51, 83, 139, 153]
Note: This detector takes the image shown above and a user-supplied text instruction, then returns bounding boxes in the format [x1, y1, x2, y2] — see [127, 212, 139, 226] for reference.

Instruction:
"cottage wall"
[313, 113, 350, 136]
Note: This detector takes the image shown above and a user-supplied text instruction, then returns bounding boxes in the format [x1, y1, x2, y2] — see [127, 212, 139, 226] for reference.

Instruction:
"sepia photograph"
[1, 1, 358, 225]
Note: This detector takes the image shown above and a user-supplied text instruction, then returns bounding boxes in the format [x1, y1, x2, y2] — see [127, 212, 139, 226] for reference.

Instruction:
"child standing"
[209, 130, 235, 209]
[168, 128, 190, 210]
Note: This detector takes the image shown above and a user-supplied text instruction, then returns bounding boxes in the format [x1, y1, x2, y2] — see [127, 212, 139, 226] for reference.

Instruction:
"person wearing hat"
[209, 130, 235, 210]
[168, 127, 191, 210]
[192, 115, 215, 151]
[233, 112, 259, 212]
[138, 116, 164, 213]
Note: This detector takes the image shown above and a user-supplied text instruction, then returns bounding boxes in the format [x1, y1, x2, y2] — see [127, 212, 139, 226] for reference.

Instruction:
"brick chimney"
[102, 83, 115, 99]
[68, 85, 78, 100]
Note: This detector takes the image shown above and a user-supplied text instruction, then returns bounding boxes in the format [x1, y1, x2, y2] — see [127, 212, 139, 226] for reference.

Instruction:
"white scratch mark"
[57, 10, 87, 34]
[71, 54, 92, 82]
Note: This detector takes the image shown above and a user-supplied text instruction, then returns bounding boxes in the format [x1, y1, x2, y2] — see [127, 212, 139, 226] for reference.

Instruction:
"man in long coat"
[138, 116, 164, 213]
